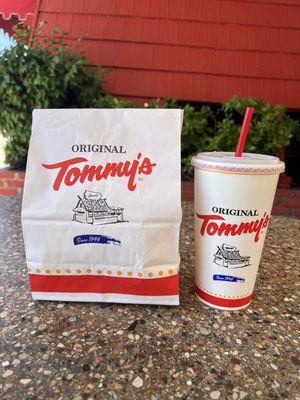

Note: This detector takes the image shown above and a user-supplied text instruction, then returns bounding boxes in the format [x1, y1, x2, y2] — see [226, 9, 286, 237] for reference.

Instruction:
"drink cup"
[191, 152, 285, 310]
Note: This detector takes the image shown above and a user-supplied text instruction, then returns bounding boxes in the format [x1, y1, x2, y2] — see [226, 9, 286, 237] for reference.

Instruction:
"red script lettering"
[42, 154, 156, 191]
[196, 213, 270, 243]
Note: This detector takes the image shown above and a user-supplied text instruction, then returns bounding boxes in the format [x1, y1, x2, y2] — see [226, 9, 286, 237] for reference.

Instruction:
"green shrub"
[182, 97, 300, 177]
[0, 25, 298, 175]
[145, 96, 300, 178]
[180, 104, 214, 178]
[96, 95, 139, 109]
[0, 24, 106, 168]
[211, 96, 300, 153]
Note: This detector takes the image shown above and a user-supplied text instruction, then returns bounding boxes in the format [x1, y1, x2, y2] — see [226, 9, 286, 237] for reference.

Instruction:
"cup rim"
[191, 152, 285, 174]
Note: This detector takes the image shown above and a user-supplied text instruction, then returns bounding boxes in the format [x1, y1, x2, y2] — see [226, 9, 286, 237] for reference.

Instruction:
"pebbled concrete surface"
[0, 197, 299, 400]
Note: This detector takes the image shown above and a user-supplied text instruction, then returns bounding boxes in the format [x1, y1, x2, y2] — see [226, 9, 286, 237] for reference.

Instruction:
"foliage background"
[0, 25, 299, 177]
[0, 25, 106, 168]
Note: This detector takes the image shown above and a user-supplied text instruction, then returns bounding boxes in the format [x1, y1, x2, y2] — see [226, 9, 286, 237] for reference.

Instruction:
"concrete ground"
[0, 199, 299, 400]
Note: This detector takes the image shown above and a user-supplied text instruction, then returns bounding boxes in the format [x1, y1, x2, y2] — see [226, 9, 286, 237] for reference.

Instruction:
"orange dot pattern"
[28, 267, 177, 277]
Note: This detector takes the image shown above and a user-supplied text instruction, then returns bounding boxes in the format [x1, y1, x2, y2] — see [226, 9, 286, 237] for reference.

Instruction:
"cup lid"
[191, 152, 285, 174]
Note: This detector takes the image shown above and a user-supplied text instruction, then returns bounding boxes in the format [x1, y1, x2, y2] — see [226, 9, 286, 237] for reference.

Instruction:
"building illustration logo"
[213, 244, 250, 269]
[73, 190, 124, 225]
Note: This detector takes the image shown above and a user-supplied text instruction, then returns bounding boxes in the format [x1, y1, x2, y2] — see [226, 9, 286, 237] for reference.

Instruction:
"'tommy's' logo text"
[42, 152, 156, 192]
[196, 207, 270, 243]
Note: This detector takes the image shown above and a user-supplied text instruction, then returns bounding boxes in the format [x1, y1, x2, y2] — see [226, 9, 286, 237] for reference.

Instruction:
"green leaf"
[0, 24, 107, 167]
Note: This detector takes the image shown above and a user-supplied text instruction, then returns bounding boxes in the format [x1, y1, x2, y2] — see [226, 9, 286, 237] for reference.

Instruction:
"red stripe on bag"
[195, 285, 252, 308]
[29, 274, 179, 296]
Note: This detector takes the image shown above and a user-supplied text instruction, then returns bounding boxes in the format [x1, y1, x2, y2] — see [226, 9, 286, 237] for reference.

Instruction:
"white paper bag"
[22, 109, 183, 305]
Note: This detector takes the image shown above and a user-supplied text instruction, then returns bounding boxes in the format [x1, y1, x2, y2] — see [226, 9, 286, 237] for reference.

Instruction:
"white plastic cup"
[191, 152, 285, 310]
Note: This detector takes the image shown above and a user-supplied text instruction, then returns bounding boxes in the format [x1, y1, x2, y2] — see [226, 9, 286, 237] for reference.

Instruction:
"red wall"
[34, 0, 300, 108]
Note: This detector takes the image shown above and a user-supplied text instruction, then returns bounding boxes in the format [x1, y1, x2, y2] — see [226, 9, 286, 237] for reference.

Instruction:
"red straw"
[235, 107, 254, 157]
